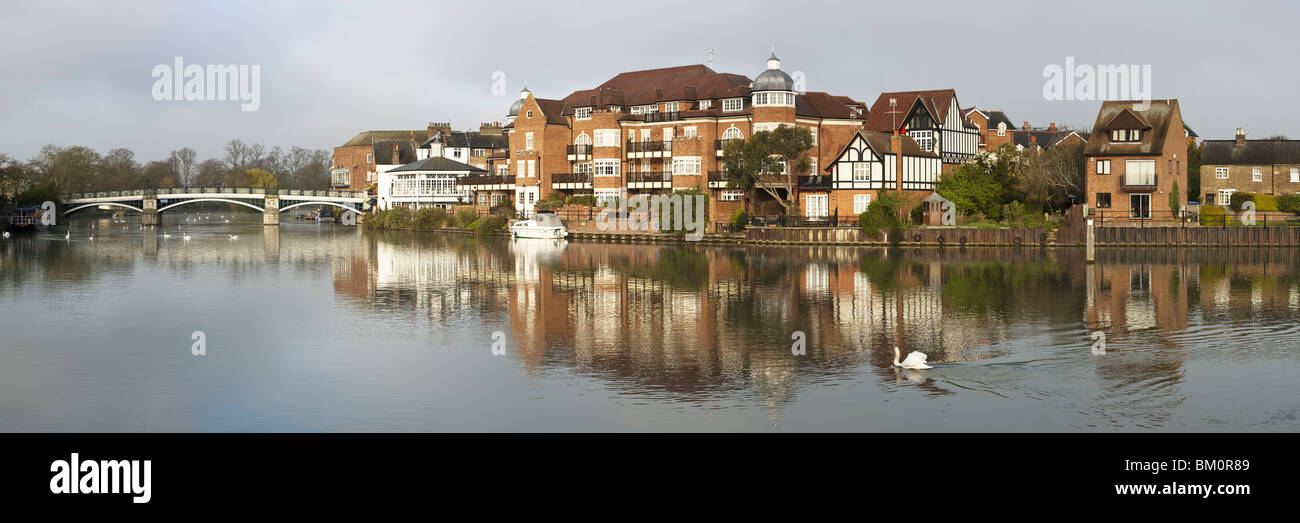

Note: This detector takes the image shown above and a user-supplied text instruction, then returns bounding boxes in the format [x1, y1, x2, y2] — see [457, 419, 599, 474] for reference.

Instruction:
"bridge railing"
[65, 187, 367, 200]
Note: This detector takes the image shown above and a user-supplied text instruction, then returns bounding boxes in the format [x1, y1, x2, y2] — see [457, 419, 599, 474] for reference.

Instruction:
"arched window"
[574, 133, 591, 146]
[721, 126, 744, 141]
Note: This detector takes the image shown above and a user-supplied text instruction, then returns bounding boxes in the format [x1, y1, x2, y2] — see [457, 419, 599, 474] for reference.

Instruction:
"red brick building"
[1083, 100, 1187, 221]
[332, 127, 437, 191]
[500, 53, 867, 222]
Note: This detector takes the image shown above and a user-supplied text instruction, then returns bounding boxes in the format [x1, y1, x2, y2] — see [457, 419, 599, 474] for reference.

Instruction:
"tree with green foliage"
[1186, 142, 1202, 202]
[934, 144, 1025, 220]
[719, 125, 813, 215]
[1169, 180, 1181, 216]
[242, 168, 278, 189]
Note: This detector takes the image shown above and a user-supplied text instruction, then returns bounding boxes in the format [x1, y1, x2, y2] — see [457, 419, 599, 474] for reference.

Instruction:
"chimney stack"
[1235, 128, 1247, 147]
[1048, 122, 1057, 132]
[392, 143, 400, 164]
[891, 132, 904, 198]
[1023, 121, 1031, 131]
[480, 122, 503, 135]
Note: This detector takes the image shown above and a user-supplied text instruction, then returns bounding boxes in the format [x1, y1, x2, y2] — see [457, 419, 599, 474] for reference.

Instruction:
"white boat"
[510, 213, 568, 239]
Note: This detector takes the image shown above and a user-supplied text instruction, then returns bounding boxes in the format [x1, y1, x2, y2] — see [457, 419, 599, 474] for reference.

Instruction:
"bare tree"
[170, 147, 197, 187]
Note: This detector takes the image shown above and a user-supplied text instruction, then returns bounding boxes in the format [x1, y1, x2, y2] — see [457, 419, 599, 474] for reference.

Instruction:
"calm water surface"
[2, 213, 1298, 431]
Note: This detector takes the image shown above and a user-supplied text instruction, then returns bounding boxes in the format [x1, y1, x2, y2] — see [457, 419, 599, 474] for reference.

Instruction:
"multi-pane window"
[1218, 188, 1235, 206]
[853, 194, 871, 214]
[909, 130, 934, 152]
[722, 98, 744, 112]
[593, 129, 619, 147]
[525, 132, 534, 150]
[496, 165, 508, 176]
[575, 107, 591, 119]
[594, 160, 620, 177]
[1096, 192, 1112, 208]
[574, 162, 593, 174]
[516, 160, 524, 177]
[719, 190, 743, 201]
[1097, 160, 1111, 174]
[663, 128, 673, 143]
[1215, 167, 1229, 179]
[1292, 168, 1299, 182]
[630, 104, 658, 114]
[809, 127, 817, 145]
[752, 92, 795, 106]
[684, 126, 698, 139]
[1111, 129, 1141, 142]
[721, 127, 744, 141]
[698, 100, 711, 110]
[665, 102, 679, 112]
[671, 156, 701, 176]
[366, 153, 374, 163]
[595, 188, 622, 205]
[1253, 167, 1263, 182]
[853, 162, 869, 182]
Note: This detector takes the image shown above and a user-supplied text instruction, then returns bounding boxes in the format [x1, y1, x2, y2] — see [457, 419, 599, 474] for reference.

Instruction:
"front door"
[516, 187, 538, 218]
[1130, 193, 1151, 220]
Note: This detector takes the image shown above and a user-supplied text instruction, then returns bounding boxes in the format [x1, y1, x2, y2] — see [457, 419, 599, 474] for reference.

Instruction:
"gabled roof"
[1202, 139, 1300, 165]
[1183, 123, 1198, 138]
[862, 89, 959, 132]
[796, 91, 864, 120]
[1102, 108, 1152, 130]
[826, 130, 938, 170]
[388, 156, 488, 173]
[421, 131, 509, 150]
[1084, 100, 1180, 156]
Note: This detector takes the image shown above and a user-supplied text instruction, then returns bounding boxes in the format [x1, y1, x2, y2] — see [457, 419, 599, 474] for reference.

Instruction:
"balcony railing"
[715, 139, 741, 151]
[457, 174, 515, 186]
[1122, 173, 1158, 190]
[626, 140, 669, 154]
[627, 171, 672, 183]
[566, 144, 593, 156]
[551, 172, 592, 184]
[641, 111, 681, 123]
[798, 175, 833, 189]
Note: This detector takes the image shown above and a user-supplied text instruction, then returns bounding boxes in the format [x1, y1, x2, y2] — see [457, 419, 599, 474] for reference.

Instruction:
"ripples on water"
[0, 213, 1297, 432]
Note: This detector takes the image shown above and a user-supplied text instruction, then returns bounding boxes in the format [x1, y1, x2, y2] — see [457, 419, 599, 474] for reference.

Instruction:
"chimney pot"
[1023, 121, 1031, 131]
[1235, 128, 1247, 147]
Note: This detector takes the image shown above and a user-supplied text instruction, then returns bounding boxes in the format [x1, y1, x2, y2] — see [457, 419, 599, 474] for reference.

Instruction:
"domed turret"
[508, 84, 531, 118]
[752, 52, 795, 92]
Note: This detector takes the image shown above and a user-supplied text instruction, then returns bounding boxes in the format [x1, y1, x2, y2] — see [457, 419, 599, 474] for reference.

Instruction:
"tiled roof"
[388, 156, 488, 173]
[341, 130, 428, 147]
[371, 139, 420, 165]
[1202, 139, 1300, 165]
[863, 89, 959, 132]
[422, 131, 508, 150]
[796, 91, 864, 119]
[1083, 99, 1179, 156]
[559, 64, 751, 113]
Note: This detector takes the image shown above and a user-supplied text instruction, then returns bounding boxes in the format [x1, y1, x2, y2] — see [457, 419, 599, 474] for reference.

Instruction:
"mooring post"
[1086, 218, 1095, 264]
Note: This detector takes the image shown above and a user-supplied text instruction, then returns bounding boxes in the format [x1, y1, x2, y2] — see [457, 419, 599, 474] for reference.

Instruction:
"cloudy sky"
[1, 0, 1295, 162]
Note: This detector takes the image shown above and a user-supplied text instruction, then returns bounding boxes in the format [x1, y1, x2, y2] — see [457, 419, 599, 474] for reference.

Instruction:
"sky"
[1, 0, 1296, 163]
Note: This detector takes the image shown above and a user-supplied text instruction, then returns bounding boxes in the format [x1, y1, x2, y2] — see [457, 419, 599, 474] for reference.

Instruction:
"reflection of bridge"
[62, 187, 366, 225]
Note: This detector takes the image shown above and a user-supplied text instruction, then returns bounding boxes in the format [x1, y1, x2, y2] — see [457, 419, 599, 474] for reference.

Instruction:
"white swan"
[163, 232, 171, 239]
[893, 346, 932, 370]
[2, 231, 9, 239]
[228, 234, 239, 240]
[183, 234, 191, 241]
[64, 230, 70, 240]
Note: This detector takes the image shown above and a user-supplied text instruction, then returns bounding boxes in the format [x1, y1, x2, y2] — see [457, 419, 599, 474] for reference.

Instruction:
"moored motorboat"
[509, 212, 568, 239]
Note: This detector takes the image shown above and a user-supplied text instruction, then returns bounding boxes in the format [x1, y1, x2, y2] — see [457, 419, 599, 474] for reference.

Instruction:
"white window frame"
[594, 188, 622, 205]
[593, 129, 619, 147]
[719, 190, 743, 201]
[1292, 167, 1299, 183]
[665, 101, 679, 112]
[698, 100, 711, 110]
[909, 130, 934, 152]
[366, 153, 373, 163]
[1098, 160, 1111, 175]
[575, 107, 592, 119]
[684, 126, 698, 139]
[1215, 166, 1229, 179]
[525, 132, 534, 151]
[1218, 188, 1235, 206]
[721, 126, 744, 141]
[722, 98, 743, 112]
[593, 160, 620, 177]
[574, 133, 592, 146]
[516, 160, 524, 177]
[671, 156, 701, 176]
[853, 194, 871, 214]
[1253, 167, 1263, 182]
[852, 162, 869, 182]
[527, 159, 535, 178]
[1124, 159, 1155, 186]
[809, 127, 818, 145]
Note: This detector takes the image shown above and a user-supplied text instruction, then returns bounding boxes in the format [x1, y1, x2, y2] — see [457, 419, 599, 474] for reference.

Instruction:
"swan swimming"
[893, 346, 932, 370]
[228, 234, 239, 240]
[183, 234, 191, 241]
[2, 231, 9, 239]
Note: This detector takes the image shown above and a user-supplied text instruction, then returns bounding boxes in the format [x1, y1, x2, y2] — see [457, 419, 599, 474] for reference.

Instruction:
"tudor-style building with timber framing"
[862, 89, 980, 173]
[812, 130, 940, 218]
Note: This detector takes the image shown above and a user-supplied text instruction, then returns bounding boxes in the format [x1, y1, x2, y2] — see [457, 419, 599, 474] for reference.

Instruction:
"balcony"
[551, 172, 592, 189]
[456, 174, 515, 187]
[566, 144, 593, 161]
[641, 111, 681, 123]
[798, 175, 833, 189]
[708, 170, 729, 188]
[715, 138, 740, 156]
[1121, 173, 1158, 191]
[627, 171, 671, 189]
[626, 140, 671, 159]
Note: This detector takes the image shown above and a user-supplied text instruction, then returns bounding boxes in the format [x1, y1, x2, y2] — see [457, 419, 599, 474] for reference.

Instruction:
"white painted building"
[377, 156, 486, 210]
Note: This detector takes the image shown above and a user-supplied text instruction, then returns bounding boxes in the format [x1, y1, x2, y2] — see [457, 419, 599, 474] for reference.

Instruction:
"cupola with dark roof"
[751, 51, 796, 108]
[507, 84, 530, 119]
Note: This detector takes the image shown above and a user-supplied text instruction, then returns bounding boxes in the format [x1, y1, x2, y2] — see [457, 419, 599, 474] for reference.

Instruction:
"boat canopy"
[533, 213, 563, 228]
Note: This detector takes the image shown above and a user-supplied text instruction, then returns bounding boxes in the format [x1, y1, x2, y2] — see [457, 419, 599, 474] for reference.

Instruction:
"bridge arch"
[64, 202, 144, 214]
[156, 198, 265, 213]
[278, 201, 361, 214]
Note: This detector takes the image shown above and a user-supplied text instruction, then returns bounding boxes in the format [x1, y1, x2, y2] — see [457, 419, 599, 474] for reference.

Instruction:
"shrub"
[475, 216, 506, 235]
[1278, 193, 1300, 214]
[466, 217, 484, 231]
[859, 192, 904, 239]
[909, 204, 924, 225]
[730, 209, 749, 230]
[366, 207, 412, 229]
[491, 204, 516, 220]
[1229, 192, 1254, 212]
[567, 195, 597, 207]
[1200, 204, 1228, 226]
[1253, 193, 1278, 212]
[454, 208, 477, 228]
[413, 207, 447, 230]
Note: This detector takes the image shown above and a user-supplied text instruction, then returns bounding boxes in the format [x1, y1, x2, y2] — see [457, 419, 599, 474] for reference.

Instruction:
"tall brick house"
[1200, 130, 1300, 206]
[861, 89, 980, 173]
[332, 127, 437, 191]
[501, 53, 867, 221]
[962, 107, 1018, 151]
[1083, 99, 1187, 220]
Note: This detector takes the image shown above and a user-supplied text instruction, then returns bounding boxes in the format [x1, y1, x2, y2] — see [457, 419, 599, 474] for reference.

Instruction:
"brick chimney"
[891, 131, 904, 197]
[1023, 120, 1031, 131]
[392, 143, 401, 164]
[1235, 128, 1247, 147]
[1048, 122, 1057, 132]
[480, 122, 503, 135]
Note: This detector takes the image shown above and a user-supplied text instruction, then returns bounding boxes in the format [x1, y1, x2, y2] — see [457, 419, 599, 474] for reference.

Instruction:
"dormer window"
[575, 107, 591, 119]
[698, 100, 712, 110]
[665, 101, 679, 112]
[722, 98, 744, 112]
[1111, 129, 1141, 142]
